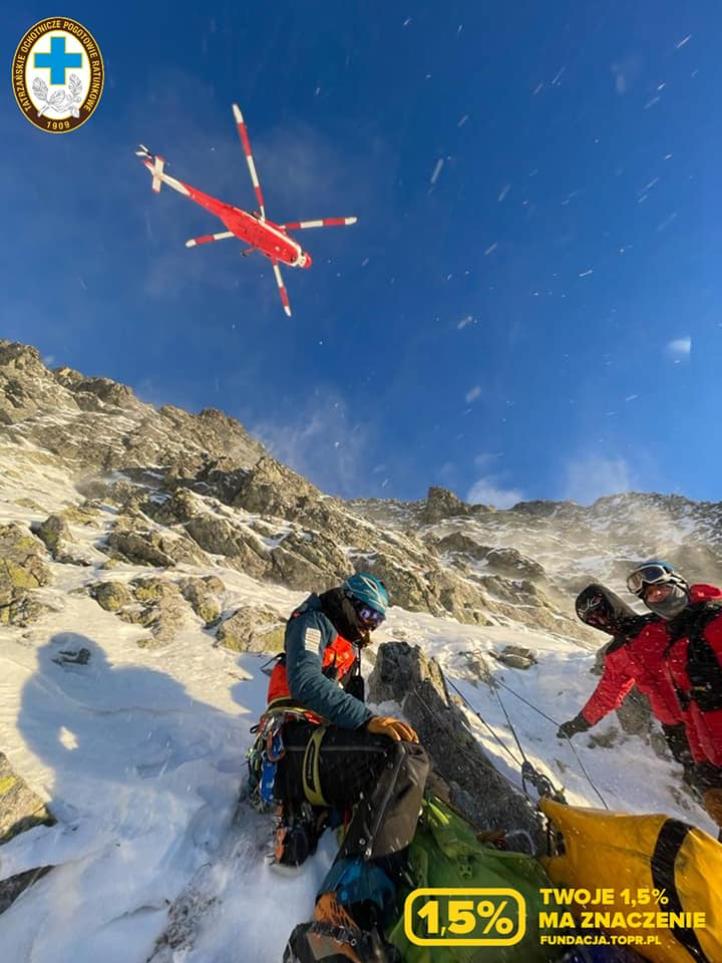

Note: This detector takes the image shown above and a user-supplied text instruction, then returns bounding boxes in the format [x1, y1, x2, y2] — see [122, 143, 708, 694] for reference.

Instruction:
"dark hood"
[575, 583, 650, 638]
[318, 586, 369, 647]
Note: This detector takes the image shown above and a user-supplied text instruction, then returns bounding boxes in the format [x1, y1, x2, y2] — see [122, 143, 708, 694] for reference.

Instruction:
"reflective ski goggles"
[354, 602, 385, 630]
[626, 564, 673, 596]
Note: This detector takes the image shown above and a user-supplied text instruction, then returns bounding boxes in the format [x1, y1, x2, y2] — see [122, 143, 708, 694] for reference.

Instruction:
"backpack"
[668, 603, 722, 713]
[386, 796, 558, 962]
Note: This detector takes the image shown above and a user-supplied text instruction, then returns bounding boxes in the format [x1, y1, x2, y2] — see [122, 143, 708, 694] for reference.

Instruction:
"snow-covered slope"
[0, 341, 718, 962]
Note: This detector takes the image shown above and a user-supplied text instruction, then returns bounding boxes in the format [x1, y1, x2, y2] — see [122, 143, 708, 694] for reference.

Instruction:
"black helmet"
[575, 583, 640, 636]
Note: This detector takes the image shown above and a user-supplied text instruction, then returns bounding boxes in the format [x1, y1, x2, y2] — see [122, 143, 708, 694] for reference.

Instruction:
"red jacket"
[266, 633, 357, 723]
[580, 619, 683, 727]
[664, 584, 722, 766]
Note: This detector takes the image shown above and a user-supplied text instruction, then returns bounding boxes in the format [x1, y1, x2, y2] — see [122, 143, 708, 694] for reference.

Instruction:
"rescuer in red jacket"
[626, 561, 722, 837]
[556, 583, 692, 774]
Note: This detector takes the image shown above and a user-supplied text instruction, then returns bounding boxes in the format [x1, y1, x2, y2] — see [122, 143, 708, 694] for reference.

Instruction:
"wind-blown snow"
[0, 439, 715, 962]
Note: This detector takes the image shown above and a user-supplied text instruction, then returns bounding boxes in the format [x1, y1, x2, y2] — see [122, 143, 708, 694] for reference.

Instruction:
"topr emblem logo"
[12, 18, 104, 133]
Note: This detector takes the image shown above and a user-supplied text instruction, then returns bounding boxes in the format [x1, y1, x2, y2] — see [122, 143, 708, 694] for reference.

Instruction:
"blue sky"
[4, 2, 721, 507]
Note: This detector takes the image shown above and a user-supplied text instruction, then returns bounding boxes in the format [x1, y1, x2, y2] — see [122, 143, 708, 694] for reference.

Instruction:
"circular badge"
[12, 18, 104, 133]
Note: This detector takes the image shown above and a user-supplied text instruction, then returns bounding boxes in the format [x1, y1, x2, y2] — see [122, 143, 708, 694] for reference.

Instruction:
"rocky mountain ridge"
[2, 339, 721, 644]
[2, 338, 719, 923]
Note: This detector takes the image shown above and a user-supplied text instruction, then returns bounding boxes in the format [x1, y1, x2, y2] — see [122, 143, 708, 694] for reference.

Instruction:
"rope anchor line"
[446, 673, 608, 810]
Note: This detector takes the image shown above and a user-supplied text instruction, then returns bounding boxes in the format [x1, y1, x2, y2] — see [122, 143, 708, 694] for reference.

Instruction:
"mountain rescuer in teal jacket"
[255, 572, 428, 963]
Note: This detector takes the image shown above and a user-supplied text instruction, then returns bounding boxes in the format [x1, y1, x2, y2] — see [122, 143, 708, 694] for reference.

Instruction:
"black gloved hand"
[556, 715, 591, 740]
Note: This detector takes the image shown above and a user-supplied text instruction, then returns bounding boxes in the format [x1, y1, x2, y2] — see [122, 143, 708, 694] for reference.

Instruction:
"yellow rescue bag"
[540, 798, 722, 963]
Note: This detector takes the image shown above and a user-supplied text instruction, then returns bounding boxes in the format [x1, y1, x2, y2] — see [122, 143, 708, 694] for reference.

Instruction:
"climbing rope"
[411, 682, 522, 780]
[446, 676, 566, 805]
[491, 676, 610, 810]
[443, 678, 524, 768]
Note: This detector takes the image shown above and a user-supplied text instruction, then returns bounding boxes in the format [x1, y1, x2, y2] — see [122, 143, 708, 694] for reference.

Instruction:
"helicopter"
[136, 104, 357, 316]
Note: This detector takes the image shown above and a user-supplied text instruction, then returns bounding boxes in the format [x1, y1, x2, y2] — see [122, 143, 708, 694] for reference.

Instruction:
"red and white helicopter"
[136, 104, 357, 316]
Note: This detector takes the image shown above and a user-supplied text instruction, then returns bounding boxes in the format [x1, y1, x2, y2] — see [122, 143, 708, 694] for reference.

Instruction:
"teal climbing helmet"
[343, 572, 389, 616]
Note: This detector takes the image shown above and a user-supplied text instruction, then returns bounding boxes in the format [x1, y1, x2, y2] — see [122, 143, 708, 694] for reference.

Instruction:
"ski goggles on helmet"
[351, 599, 385, 630]
[576, 591, 604, 618]
[576, 591, 614, 630]
[626, 563, 675, 597]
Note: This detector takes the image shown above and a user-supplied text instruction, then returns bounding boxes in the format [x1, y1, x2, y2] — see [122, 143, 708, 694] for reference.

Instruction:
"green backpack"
[387, 797, 558, 963]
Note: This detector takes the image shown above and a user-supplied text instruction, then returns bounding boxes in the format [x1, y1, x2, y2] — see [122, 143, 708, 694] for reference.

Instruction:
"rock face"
[0, 753, 55, 914]
[104, 512, 210, 569]
[0, 523, 51, 626]
[0, 341, 266, 476]
[368, 642, 544, 848]
[91, 580, 133, 612]
[0, 753, 54, 841]
[89, 577, 194, 646]
[5, 339, 721, 641]
[419, 486, 471, 524]
[215, 605, 285, 653]
[179, 576, 224, 626]
[125, 578, 191, 645]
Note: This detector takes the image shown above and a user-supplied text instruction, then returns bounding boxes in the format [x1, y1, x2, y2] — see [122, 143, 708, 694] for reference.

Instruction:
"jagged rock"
[269, 530, 348, 591]
[430, 569, 493, 625]
[351, 555, 438, 615]
[94, 576, 191, 646]
[105, 529, 177, 568]
[104, 513, 210, 569]
[433, 536, 546, 582]
[368, 642, 544, 846]
[0, 342, 78, 424]
[131, 577, 178, 604]
[419, 486, 471, 524]
[161, 405, 263, 469]
[215, 605, 285, 653]
[492, 644, 538, 670]
[32, 514, 74, 562]
[185, 515, 269, 577]
[90, 580, 133, 612]
[0, 524, 51, 596]
[1, 341, 266, 478]
[484, 547, 545, 581]
[101, 577, 189, 646]
[187, 458, 253, 505]
[74, 478, 111, 501]
[3, 338, 722, 671]
[126, 577, 190, 644]
[0, 751, 55, 914]
[0, 594, 47, 627]
[0, 753, 54, 842]
[53, 369, 143, 412]
[230, 456, 319, 519]
[143, 488, 203, 527]
[434, 532, 488, 558]
[82, 478, 157, 513]
[61, 502, 102, 526]
[179, 576, 225, 625]
[509, 499, 581, 520]
[0, 523, 51, 626]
